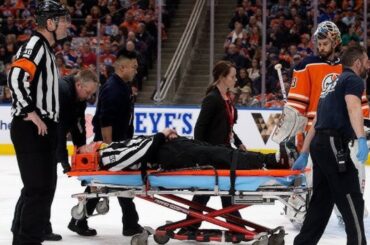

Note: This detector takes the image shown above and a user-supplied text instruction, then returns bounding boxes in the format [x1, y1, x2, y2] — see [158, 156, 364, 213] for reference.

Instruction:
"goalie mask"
[313, 21, 342, 47]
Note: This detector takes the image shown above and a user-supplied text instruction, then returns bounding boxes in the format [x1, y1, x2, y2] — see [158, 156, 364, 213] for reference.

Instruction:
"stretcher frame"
[69, 169, 311, 245]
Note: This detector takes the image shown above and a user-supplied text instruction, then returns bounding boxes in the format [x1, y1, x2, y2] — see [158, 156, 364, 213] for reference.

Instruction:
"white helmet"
[313, 21, 342, 46]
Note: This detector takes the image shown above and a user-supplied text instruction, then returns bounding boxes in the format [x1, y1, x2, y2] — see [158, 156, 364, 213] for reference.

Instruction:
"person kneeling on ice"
[76, 128, 295, 172]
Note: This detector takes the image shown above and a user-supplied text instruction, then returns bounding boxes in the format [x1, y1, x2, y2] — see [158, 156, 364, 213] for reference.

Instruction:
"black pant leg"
[186, 195, 211, 229]
[11, 189, 24, 235]
[220, 196, 242, 222]
[117, 197, 140, 230]
[44, 160, 58, 234]
[11, 118, 57, 244]
[157, 138, 265, 170]
[294, 137, 334, 245]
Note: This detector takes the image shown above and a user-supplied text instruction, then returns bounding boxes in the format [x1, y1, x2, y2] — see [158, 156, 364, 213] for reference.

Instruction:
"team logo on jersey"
[320, 73, 340, 98]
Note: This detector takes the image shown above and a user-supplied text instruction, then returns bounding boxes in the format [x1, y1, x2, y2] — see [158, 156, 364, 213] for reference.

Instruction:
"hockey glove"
[292, 152, 309, 170]
[356, 136, 368, 163]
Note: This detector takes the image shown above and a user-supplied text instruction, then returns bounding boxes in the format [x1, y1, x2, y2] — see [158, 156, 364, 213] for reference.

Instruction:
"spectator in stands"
[80, 43, 97, 67]
[298, 33, 313, 56]
[99, 41, 116, 66]
[0, 0, 16, 18]
[125, 40, 145, 91]
[107, 1, 124, 25]
[2, 16, 21, 36]
[4, 34, 17, 64]
[223, 44, 247, 71]
[236, 67, 252, 89]
[342, 25, 361, 46]
[224, 20, 248, 50]
[56, 54, 70, 77]
[247, 58, 261, 83]
[121, 12, 139, 33]
[341, 8, 356, 27]
[90, 5, 102, 21]
[60, 41, 78, 67]
[270, 0, 289, 18]
[265, 54, 280, 93]
[102, 14, 119, 37]
[229, 6, 249, 29]
[136, 22, 155, 65]
[81, 15, 97, 37]
[74, 0, 89, 23]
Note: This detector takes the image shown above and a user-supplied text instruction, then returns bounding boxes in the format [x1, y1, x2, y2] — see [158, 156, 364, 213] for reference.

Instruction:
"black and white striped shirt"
[8, 32, 59, 122]
[100, 135, 154, 171]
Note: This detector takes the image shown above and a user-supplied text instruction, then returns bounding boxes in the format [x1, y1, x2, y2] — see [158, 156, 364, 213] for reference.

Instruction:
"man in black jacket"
[54, 69, 99, 237]
[92, 49, 143, 236]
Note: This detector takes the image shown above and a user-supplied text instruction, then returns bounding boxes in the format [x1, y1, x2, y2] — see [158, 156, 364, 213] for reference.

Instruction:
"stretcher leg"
[138, 194, 285, 244]
[162, 194, 269, 232]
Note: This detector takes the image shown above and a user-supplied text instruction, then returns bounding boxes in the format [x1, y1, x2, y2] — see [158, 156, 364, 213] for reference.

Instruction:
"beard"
[359, 68, 368, 80]
[318, 50, 332, 60]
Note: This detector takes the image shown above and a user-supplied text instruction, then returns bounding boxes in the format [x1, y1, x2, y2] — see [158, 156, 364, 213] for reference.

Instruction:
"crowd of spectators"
[0, 0, 179, 103]
[0, 0, 369, 107]
[223, 0, 370, 107]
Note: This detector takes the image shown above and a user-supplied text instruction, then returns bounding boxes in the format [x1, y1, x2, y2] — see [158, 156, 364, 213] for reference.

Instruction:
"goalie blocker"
[272, 106, 308, 143]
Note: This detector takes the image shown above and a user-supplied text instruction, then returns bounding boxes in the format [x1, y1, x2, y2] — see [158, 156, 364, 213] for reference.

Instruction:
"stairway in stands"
[136, 0, 196, 104]
[173, 0, 236, 105]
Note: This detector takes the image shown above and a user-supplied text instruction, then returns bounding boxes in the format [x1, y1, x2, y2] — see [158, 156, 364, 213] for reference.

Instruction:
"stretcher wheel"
[268, 229, 285, 245]
[96, 198, 109, 215]
[252, 235, 268, 245]
[71, 203, 85, 220]
[153, 234, 170, 244]
[130, 230, 149, 245]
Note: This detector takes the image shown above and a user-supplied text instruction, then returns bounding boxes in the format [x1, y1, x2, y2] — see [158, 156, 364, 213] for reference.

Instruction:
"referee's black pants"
[10, 117, 57, 245]
[294, 133, 366, 245]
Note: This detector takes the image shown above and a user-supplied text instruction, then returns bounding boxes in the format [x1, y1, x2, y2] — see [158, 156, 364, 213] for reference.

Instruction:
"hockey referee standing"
[7, 1, 70, 244]
[293, 45, 369, 244]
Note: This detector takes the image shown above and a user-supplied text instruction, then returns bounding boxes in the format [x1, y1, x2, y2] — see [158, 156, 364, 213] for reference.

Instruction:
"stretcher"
[68, 164, 310, 245]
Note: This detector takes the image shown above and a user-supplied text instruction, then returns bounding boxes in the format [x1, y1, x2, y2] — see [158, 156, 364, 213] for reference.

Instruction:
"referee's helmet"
[35, 0, 69, 27]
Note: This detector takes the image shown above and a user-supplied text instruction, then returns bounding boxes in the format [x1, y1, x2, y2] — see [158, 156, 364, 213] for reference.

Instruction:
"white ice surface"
[0, 156, 369, 244]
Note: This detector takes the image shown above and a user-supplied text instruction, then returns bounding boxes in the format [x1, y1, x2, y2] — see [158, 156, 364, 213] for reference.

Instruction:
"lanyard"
[224, 97, 235, 128]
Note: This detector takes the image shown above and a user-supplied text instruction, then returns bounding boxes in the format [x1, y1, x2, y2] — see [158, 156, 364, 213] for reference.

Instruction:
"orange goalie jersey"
[287, 55, 369, 130]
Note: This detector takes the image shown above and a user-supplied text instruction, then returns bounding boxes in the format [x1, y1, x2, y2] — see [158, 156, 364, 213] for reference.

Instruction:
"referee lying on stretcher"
[74, 128, 297, 172]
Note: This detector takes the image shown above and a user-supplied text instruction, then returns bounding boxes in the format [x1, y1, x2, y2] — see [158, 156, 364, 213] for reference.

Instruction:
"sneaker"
[122, 226, 143, 236]
[68, 218, 97, 236]
[43, 232, 62, 241]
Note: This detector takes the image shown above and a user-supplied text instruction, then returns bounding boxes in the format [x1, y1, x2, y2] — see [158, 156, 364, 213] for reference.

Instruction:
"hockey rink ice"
[0, 155, 369, 244]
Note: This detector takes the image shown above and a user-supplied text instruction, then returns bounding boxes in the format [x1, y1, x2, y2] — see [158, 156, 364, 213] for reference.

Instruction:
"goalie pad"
[271, 106, 308, 143]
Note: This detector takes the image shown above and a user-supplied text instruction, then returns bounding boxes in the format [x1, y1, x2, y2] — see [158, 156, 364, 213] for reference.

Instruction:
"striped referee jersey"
[8, 32, 59, 122]
[100, 135, 154, 171]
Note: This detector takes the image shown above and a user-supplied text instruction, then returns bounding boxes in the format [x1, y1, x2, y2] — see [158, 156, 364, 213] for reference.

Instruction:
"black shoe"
[122, 226, 143, 236]
[43, 232, 62, 241]
[278, 142, 293, 169]
[68, 218, 97, 236]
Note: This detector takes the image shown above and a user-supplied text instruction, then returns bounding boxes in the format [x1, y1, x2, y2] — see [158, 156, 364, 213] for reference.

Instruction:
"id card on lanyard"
[224, 98, 235, 145]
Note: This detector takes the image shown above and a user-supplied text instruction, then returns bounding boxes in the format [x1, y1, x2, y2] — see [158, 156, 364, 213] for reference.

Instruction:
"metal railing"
[153, 0, 207, 103]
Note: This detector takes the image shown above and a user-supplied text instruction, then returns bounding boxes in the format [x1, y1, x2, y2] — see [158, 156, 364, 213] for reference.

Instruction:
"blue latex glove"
[356, 136, 368, 163]
[292, 152, 309, 170]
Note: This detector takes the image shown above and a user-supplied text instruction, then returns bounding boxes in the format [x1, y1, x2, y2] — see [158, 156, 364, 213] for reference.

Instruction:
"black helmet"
[36, 0, 69, 26]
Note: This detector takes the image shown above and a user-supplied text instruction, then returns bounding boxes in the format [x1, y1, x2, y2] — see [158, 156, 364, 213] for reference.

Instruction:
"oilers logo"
[320, 73, 340, 98]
